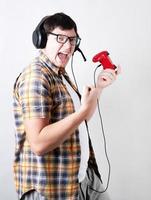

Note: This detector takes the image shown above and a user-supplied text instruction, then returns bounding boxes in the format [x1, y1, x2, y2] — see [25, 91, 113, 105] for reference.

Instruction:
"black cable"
[71, 55, 80, 94]
[88, 64, 111, 193]
[70, 55, 111, 193]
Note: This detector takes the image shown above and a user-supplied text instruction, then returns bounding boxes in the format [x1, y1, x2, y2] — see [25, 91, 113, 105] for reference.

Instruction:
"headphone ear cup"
[32, 28, 47, 49]
[32, 16, 49, 49]
[74, 39, 80, 52]
[32, 29, 39, 48]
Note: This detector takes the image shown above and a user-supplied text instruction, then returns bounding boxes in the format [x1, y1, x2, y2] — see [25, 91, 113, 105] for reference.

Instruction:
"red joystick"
[92, 51, 117, 70]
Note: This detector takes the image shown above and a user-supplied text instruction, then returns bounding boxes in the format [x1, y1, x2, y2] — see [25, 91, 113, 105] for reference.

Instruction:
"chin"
[59, 62, 68, 68]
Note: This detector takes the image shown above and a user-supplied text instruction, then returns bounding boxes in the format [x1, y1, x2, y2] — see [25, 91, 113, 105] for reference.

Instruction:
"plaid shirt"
[13, 51, 82, 199]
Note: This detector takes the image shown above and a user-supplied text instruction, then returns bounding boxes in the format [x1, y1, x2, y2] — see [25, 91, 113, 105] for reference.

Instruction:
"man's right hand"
[79, 86, 101, 121]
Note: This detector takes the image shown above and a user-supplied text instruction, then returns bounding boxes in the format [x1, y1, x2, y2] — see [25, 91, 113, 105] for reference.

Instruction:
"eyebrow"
[48, 32, 77, 38]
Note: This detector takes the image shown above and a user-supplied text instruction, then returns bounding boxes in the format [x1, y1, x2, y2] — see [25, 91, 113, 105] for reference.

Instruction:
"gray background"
[0, 0, 151, 199]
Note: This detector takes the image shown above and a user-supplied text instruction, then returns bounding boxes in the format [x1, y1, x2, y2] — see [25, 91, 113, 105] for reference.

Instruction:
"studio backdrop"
[0, 0, 151, 200]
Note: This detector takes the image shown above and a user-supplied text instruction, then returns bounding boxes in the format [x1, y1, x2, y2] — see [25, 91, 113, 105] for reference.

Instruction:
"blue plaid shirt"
[13, 51, 81, 199]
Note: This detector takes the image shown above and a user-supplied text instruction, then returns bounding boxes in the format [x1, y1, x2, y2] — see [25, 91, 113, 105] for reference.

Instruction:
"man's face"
[44, 27, 77, 68]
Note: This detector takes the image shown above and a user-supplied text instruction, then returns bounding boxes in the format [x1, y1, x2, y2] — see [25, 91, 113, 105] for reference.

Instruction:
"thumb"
[115, 65, 122, 75]
[82, 86, 91, 95]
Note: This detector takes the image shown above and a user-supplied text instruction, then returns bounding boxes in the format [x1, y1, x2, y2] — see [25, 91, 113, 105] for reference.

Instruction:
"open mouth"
[58, 52, 69, 63]
[58, 53, 69, 63]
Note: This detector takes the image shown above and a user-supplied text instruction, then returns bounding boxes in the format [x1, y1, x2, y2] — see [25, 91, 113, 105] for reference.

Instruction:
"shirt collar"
[39, 50, 65, 75]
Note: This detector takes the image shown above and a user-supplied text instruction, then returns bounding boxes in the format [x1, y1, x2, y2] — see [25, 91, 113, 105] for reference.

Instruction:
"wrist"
[78, 106, 88, 121]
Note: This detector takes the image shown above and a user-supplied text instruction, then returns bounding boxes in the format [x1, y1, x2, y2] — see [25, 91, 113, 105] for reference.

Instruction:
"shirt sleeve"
[17, 66, 53, 119]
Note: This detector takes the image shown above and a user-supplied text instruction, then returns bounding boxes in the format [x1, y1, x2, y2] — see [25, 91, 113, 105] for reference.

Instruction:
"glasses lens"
[69, 37, 77, 45]
[57, 35, 67, 44]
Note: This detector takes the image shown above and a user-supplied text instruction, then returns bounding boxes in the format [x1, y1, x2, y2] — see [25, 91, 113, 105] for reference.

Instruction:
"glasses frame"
[47, 32, 81, 46]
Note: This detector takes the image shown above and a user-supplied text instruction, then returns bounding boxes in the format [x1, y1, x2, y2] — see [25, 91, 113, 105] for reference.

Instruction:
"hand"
[96, 66, 121, 90]
[79, 86, 99, 120]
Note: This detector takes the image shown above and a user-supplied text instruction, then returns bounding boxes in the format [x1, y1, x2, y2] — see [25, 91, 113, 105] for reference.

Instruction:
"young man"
[13, 12, 119, 200]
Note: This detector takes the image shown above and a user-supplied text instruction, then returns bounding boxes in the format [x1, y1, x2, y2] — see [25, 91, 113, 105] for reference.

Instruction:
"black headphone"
[32, 15, 86, 61]
[32, 16, 50, 49]
[32, 16, 80, 50]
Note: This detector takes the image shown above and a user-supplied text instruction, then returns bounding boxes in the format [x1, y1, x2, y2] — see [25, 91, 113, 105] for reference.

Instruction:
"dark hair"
[43, 12, 78, 36]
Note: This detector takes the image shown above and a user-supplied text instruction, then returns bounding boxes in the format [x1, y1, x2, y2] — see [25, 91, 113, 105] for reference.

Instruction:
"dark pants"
[78, 163, 111, 200]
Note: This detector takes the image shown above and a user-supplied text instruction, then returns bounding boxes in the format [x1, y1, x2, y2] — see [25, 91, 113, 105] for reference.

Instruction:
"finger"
[102, 68, 116, 76]
[115, 65, 122, 75]
[100, 71, 116, 81]
[101, 76, 114, 85]
[82, 86, 92, 96]
[82, 86, 89, 95]
[88, 87, 91, 92]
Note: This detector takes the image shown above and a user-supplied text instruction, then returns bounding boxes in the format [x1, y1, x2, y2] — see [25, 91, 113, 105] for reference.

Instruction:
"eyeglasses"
[48, 32, 81, 46]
